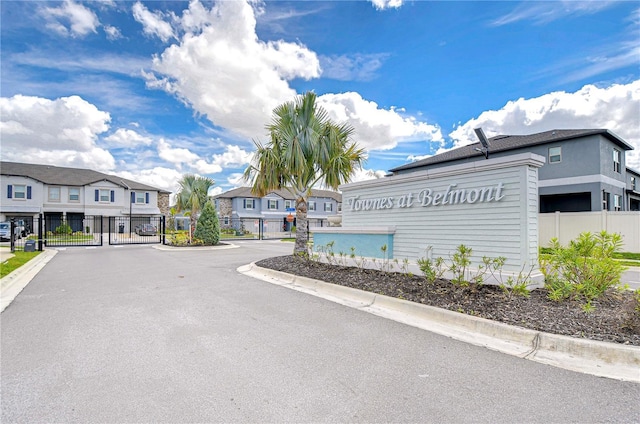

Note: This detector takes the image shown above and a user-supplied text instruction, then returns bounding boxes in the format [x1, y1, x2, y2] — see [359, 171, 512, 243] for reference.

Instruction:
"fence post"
[554, 211, 560, 241]
[38, 214, 43, 251]
[161, 216, 166, 245]
[601, 209, 608, 232]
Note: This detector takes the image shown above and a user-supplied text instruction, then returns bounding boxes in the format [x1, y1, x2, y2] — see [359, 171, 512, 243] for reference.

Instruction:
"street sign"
[286, 207, 296, 212]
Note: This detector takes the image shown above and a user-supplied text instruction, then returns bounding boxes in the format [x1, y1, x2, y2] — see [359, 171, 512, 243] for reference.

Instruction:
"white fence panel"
[539, 211, 640, 252]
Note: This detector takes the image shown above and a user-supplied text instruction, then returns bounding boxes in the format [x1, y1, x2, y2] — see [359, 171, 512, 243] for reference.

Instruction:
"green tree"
[175, 174, 215, 236]
[194, 201, 220, 245]
[244, 91, 365, 255]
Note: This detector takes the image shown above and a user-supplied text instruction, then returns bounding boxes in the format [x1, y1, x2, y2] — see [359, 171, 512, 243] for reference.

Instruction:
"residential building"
[390, 129, 639, 212]
[1, 161, 170, 232]
[213, 187, 341, 229]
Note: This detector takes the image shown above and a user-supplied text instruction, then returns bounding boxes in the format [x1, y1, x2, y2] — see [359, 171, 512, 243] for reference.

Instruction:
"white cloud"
[104, 128, 153, 147]
[318, 92, 443, 151]
[320, 53, 389, 81]
[144, 0, 320, 139]
[491, 1, 617, 26]
[370, 0, 404, 11]
[0, 94, 115, 171]
[157, 138, 200, 167]
[212, 145, 252, 168]
[41, 0, 99, 37]
[449, 80, 640, 169]
[132, 2, 175, 43]
[209, 186, 223, 196]
[104, 25, 122, 40]
[117, 167, 183, 194]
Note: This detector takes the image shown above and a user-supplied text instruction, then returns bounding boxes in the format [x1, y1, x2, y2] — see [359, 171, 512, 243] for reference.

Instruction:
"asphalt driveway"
[2, 241, 639, 423]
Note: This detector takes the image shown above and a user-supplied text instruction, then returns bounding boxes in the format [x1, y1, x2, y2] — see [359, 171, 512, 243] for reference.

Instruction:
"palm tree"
[175, 174, 215, 236]
[244, 91, 366, 255]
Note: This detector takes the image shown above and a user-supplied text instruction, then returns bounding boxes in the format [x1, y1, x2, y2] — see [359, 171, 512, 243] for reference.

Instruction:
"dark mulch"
[256, 255, 640, 346]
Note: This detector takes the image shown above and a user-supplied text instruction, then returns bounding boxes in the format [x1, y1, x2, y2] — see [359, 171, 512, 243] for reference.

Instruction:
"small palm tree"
[175, 174, 215, 237]
[244, 91, 365, 255]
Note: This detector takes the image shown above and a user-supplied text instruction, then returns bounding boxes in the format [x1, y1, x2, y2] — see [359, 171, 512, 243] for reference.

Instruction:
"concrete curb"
[1, 249, 58, 313]
[239, 262, 640, 383]
[152, 243, 240, 251]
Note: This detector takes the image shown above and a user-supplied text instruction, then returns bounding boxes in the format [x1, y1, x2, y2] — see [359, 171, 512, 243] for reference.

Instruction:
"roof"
[390, 129, 634, 173]
[0, 161, 169, 193]
[214, 186, 342, 202]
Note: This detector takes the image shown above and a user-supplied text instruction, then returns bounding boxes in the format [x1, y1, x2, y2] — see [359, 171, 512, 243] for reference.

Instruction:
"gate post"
[38, 213, 44, 251]
[161, 216, 166, 245]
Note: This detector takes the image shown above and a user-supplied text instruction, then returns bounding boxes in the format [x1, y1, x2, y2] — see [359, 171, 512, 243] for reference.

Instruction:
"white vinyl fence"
[539, 211, 640, 253]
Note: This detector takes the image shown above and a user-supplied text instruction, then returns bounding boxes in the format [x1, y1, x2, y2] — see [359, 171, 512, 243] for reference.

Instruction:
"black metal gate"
[109, 216, 165, 245]
[43, 214, 103, 247]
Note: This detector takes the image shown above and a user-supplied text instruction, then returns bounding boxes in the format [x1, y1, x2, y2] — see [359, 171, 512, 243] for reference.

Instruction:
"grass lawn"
[1, 249, 41, 279]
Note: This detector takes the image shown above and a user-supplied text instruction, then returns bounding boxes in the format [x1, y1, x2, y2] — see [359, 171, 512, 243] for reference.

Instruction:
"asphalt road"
[2, 241, 639, 423]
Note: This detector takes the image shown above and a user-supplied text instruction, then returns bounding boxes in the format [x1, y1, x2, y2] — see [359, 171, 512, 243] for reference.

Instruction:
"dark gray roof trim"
[0, 161, 169, 193]
[390, 129, 633, 173]
[214, 186, 342, 202]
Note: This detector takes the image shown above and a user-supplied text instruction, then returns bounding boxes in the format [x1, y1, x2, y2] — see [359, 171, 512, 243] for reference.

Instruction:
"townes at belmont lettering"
[346, 182, 506, 212]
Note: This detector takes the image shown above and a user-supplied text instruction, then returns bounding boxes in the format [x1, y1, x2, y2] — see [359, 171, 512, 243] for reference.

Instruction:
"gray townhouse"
[213, 187, 341, 231]
[390, 129, 640, 212]
[0, 161, 170, 233]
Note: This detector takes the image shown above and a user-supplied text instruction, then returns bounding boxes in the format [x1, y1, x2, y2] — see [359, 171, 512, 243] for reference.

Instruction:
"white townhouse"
[0, 161, 170, 233]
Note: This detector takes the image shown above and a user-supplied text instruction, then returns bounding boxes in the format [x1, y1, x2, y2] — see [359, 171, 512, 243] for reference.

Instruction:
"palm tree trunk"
[294, 196, 308, 255]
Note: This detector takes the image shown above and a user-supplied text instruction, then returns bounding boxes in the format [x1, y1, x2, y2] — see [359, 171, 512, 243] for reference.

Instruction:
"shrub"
[193, 201, 220, 245]
[54, 223, 72, 235]
[540, 231, 626, 305]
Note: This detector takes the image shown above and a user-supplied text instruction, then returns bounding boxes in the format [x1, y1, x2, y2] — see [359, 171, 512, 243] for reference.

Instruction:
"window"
[324, 202, 333, 212]
[632, 177, 637, 191]
[268, 199, 278, 210]
[602, 191, 610, 211]
[13, 185, 26, 199]
[223, 216, 229, 225]
[136, 192, 146, 204]
[243, 198, 255, 209]
[284, 200, 293, 209]
[48, 187, 61, 202]
[69, 187, 80, 202]
[614, 195, 622, 211]
[308, 201, 316, 211]
[548, 147, 561, 163]
[100, 189, 110, 202]
[613, 149, 621, 173]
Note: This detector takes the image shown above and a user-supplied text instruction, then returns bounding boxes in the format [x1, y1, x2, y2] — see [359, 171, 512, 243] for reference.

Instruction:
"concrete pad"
[1, 249, 58, 313]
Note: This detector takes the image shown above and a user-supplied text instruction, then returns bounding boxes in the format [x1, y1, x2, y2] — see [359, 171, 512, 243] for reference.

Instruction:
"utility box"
[24, 240, 36, 252]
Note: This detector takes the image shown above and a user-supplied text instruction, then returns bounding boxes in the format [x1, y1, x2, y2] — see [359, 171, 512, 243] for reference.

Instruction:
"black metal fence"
[109, 216, 165, 245]
[3, 214, 324, 251]
[218, 217, 328, 241]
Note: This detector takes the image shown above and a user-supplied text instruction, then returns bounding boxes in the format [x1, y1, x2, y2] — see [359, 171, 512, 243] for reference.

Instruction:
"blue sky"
[1, 0, 639, 198]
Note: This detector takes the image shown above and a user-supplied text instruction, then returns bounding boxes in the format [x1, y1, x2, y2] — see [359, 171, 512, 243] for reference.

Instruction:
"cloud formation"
[449, 80, 640, 168]
[491, 1, 617, 26]
[0, 95, 115, 171]
[41, 0, 100, 37]
[370, 0, 404, 11]
[132, 2, 175, 42]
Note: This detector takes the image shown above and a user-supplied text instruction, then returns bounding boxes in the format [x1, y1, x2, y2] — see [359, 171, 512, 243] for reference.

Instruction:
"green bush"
[194, 201, 220, 245]
[541, 231, 626, 305]
[54, 223, 72, 235]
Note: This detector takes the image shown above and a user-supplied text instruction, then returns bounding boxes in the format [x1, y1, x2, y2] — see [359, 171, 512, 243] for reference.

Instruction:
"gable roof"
[0, 161, 169, 193]
[390, 129, 633, 173]
[214, 187, 342, 202]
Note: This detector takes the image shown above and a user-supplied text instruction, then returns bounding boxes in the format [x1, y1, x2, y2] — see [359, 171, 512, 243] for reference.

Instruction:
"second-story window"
[632, 177, 637, 191]
[613, 149, 621, 173]
[69, 187, 80, 202]
[548, 147, 561, 163]
[136, 192, 146, 204]
[324, 202, 333, 212]
[284, 200, 293, 209]
[100, 189, 110, 202]
[614, 195, 622, 211]
[48, 187, 61, 202]
[13, 185, 26, 199]
[308, 201, 316, 211]
[244, 198, 255, 209]
[268, 199, 278, 210]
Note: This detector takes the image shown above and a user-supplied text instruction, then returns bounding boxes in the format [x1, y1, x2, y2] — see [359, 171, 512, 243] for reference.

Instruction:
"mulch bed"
[256, 255, 640, 346]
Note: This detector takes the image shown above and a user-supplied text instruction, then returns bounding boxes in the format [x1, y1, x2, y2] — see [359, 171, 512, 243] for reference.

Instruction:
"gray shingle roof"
[390, 129, 633, 173]
[214, 186, 342, 202]
[0, 161, 169, 192]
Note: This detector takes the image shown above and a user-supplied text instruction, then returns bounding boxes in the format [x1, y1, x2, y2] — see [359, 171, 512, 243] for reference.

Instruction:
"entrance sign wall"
[313, 153, 546, 283]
